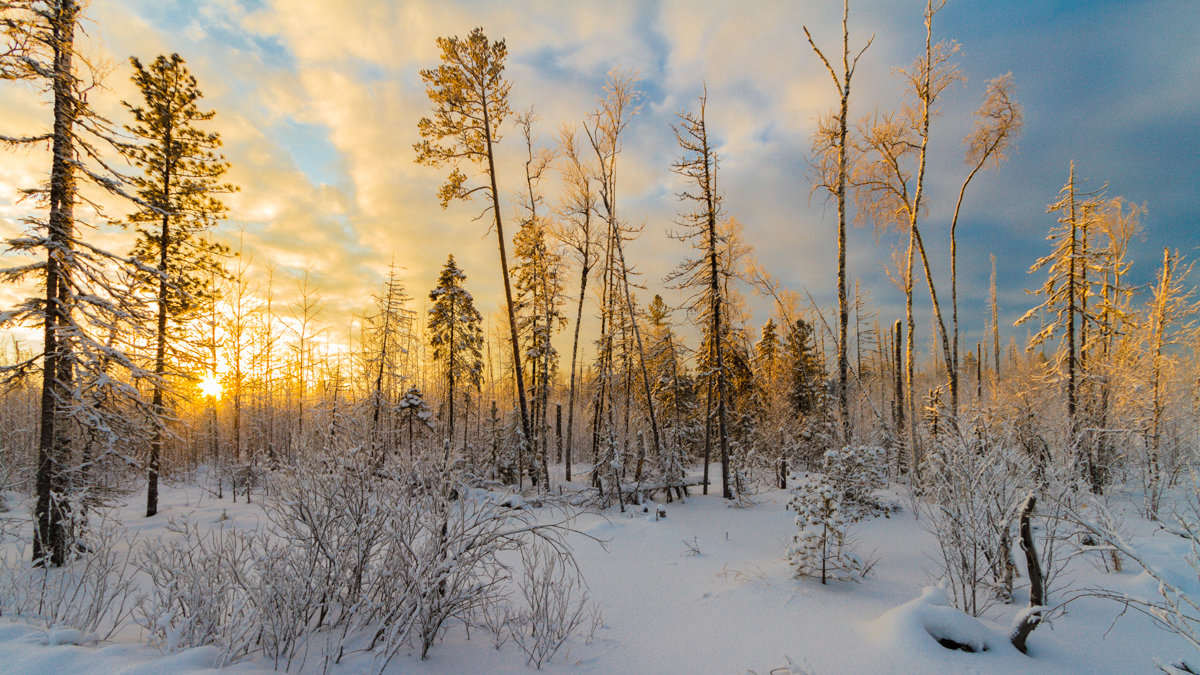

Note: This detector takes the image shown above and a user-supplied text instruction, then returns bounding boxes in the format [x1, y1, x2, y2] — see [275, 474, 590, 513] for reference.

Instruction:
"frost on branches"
[787, 445, 886, 583]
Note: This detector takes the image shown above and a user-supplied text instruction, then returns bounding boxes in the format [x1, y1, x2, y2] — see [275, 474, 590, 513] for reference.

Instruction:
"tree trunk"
[564, 257, 589, 482]
[1010, 493, 1044, 654]
[147, 103, 174, 518]
[34, 0, 80, 565]
[482, 99, 533, 469]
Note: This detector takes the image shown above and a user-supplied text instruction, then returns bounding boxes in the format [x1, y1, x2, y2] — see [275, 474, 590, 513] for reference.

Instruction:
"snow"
[0, 476, 1194, 674]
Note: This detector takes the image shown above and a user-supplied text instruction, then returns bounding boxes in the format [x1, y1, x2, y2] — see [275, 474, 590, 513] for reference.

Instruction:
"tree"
[428, 255, 483, 454]
[414, 27, 532, 458]
[645, 294, 692, 486]
[1142, 248, 1196, 517]
[667, 89, 734, 499]
[1015, 162, 1105, 477]
[583, 69, 664, 502]
[363, 260, 415, 463]
[2, 0, 154, 564]
[854, 1, 962, 478]
[512, 110, 563, 487]
[286, 268, 324, 458]
[948, 74, 1021, 406]
[220, 230, 257, 466]
[551, 125, 599, 483]
[784, 318, 826, 418]
[119, 52, 234, 517]
[806, 0, 872, 448]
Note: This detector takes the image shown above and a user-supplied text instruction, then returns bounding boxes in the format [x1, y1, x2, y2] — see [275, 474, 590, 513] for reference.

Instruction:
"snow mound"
[867, 586, 1001, 655]
[46, 628, 89, 646]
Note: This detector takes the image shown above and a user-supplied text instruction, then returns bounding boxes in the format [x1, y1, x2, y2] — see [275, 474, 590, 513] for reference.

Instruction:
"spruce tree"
[119, 52, 234, 517]
[785, 319, 826, 417]
[428, 255, 483, 454]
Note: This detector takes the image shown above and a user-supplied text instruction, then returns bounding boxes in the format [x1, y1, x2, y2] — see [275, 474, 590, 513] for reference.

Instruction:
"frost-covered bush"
[136, 449, 594, 670]
[510, 539, 596, 669]
[920, 416, 1035, 616]
[1070, 475, 1200, 670]
[1, 510, 138, 640]
[134, 519, 261, 664]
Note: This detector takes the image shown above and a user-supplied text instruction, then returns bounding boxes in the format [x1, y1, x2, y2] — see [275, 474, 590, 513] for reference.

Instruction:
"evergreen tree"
[2, 0, 155, 564]
[785, 319, 826, 418]
[119, 52, 234, 517]
[512, 215, 564, 482]
[755, 318, 781, 400]
[645, 294, 692, 486]
[428, 255, 483, 453]
[414, 27, 533, 458]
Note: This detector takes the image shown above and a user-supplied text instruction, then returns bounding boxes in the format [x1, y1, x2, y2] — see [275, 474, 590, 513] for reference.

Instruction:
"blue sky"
[1, 0, 1197, 357]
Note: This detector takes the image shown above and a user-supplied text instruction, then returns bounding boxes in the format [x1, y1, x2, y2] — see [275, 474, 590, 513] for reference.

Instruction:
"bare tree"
[806, 0, 872, 447]
[551, 126, 599, 483]
[854, 0, 961, 474]
[949, 74, 1021, 405]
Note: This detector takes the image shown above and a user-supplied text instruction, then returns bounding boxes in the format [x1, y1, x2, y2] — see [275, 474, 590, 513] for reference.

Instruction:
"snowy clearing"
[1, 472, 1193, 674]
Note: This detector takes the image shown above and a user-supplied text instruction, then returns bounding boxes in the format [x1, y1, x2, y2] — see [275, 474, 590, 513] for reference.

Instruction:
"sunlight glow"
[199, 373, 223, 399]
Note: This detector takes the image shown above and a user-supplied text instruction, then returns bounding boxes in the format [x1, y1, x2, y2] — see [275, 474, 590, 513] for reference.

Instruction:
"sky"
[2, 0, 1198, 361]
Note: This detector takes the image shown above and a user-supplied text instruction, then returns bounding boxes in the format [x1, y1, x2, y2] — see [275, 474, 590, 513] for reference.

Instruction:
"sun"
[199, 373, 223, 399]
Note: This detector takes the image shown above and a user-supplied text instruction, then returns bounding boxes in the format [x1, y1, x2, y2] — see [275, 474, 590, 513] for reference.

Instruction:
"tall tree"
[948, 74, 1021, 405]
[784, 318, 827, 418]
[583, 69, 664, 500]
[120, 52, 233, 517]
[428, 255, 483, 454]
[512, 110, 563, 487]
[1142, 248, 1196, 516]
[806, 0, 871, 447]
[414, 27, 532, 456]
[1016, 162, 1105, 476]
[2, 0, 153, 563]
[364, 260, 414, 462]
[551, 125, 599, 482]
[668, 90, 734, 499]
[854, 0, 960, 475]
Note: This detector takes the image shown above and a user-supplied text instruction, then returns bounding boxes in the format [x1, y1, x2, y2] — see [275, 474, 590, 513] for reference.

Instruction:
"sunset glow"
[198, 373, 222, 400]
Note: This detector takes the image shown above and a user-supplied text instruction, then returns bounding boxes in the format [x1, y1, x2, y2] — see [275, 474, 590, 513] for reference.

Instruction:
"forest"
[1, 1, 1198, 673]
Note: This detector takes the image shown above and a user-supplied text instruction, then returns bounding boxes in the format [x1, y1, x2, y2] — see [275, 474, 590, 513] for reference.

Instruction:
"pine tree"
[119, 52, 234, 517]
[414, 27, 532, 459]
[645, 295, 692, 488]
[755, 318, 781, 398]
[785, 319, 827, 418]
[428, 255, 483, 454]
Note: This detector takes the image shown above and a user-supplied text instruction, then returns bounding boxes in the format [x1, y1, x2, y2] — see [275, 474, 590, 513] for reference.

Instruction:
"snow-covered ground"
[0, 474, 1193, 674]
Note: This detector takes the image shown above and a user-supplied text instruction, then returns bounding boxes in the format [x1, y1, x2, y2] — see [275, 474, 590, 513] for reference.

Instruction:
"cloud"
[2, 0, 1197, 365]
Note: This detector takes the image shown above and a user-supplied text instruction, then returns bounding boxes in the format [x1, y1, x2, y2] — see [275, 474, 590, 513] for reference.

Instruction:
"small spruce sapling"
[787, 446, 886, 583]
